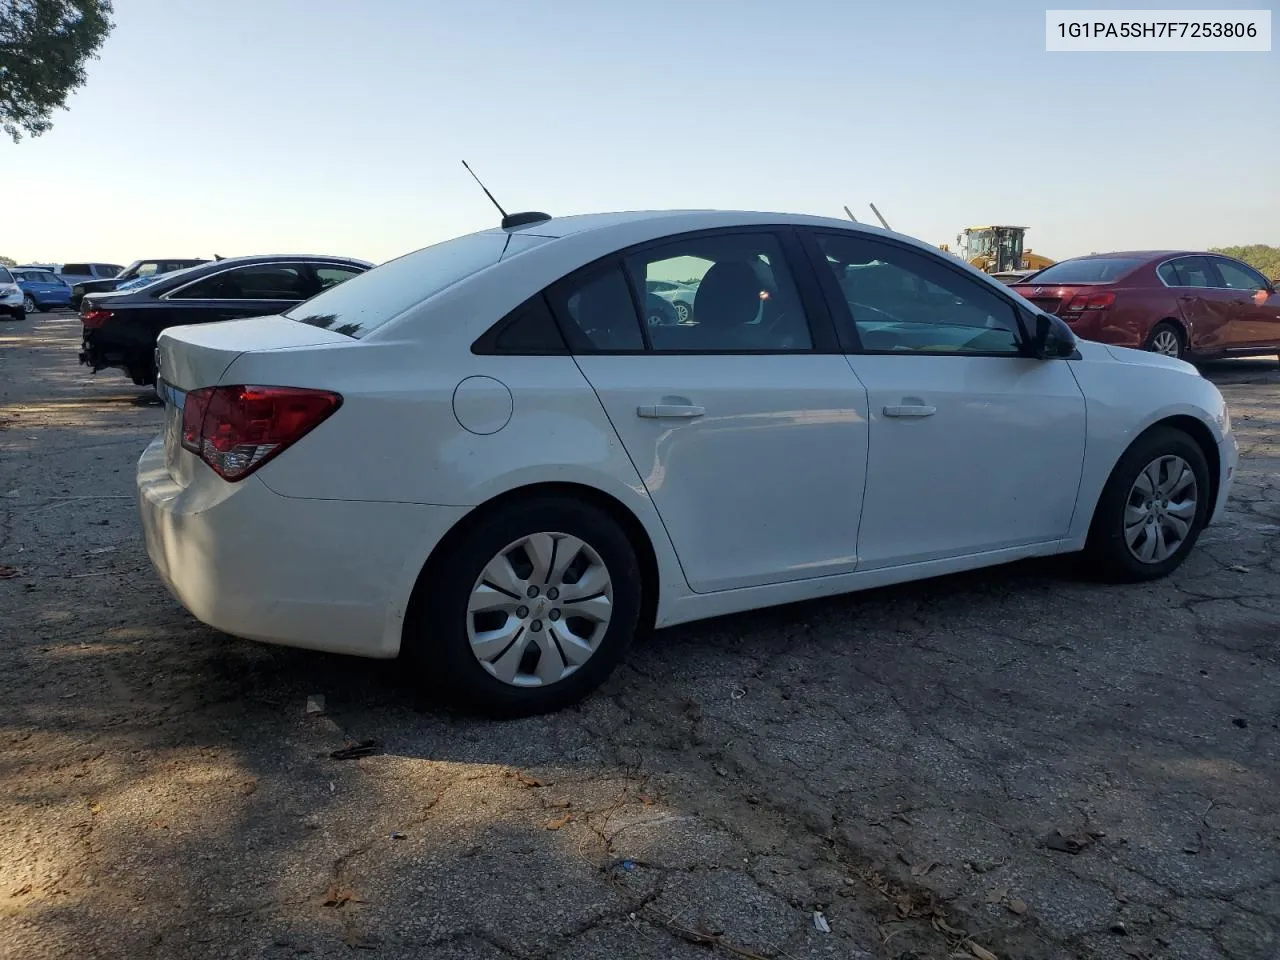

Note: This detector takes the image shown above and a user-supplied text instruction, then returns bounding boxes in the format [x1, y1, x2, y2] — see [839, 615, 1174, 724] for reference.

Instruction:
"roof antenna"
[843, 205, 859, 223]
[868, 203, 891, 231]
[461, 160, 552, 230]
[461, 160, 508, 219]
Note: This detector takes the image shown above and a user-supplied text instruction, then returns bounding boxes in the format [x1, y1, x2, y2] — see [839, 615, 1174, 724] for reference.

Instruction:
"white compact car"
[139, 210, 1238, 715]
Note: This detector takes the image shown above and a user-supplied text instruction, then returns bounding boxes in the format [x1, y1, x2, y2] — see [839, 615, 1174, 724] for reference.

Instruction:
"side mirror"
[1029, 311, 1078, 359]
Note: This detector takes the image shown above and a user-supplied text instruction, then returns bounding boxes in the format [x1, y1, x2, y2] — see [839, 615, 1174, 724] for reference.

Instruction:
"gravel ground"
[2, 312, 1278, 960]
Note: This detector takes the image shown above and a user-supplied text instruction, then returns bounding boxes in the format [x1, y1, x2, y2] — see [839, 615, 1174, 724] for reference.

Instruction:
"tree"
[0, 0, 114, 142]
[1210, 245, 1280, 282]
[0, 255, 16, 267]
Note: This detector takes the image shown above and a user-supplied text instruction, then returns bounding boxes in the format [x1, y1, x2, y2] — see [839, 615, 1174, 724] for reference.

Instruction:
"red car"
[1010, 251, 1280, 363]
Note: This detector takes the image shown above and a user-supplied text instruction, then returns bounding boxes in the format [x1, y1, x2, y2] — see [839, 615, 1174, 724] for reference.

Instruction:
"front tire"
[22, 294, 37, 313]
[1145, 321, 1185, 360]
[1084, 426, 1210, 582]
[404, 496, 643, 717]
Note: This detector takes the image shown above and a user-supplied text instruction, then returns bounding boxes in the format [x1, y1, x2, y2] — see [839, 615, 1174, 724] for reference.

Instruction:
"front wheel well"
[1097, 416, 1220, 523]
[405, 481, 661, 645]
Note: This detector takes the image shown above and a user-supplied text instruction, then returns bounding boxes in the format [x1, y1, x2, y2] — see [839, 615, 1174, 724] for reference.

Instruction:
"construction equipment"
[940, 226, 1055, 275]
[840, 205, 1056, 280]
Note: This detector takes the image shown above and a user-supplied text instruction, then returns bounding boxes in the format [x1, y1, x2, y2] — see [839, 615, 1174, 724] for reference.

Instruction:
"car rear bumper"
[137, 436, 468, 658]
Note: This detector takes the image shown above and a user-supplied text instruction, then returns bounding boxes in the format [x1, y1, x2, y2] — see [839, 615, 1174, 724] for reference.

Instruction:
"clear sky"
[2, 0, 1276, 266]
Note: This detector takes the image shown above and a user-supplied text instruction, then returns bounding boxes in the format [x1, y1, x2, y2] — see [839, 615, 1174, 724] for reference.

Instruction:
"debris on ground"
[544, 812, 573, 830]
[1044, 829, 1103, 854]
[304, 694, 326, 716]
[1228, 564, 1250, 573]
[968, 944, 999, 960]
[87, 546, 116, 555]
[1232, 717, 1249, 729]
[1110, 921, 1128, 935]
[330, 739, 380, 760]
[813, 910, 831, 932]
[322, 885, 361, 908]
[389, 832, 406, 840]
[0, 565, 19, 579]
[1007, 899, 1028, 915]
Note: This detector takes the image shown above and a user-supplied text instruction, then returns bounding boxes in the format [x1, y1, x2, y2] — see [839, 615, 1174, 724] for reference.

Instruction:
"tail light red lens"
[180, 385, 342, 481]
[1063, 292, 1116, 312]
[81, 309, 114, 328]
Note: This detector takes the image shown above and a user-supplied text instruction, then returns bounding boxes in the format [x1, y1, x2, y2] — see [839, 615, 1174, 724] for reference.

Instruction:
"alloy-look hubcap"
[1151, 330, 1181, 358]
[23, 295, 36, 312]
[466, 532, 613, 687]
[1124, 455, 1197, 564]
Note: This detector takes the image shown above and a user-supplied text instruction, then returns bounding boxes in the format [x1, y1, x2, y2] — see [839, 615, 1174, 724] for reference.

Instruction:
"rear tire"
[403, 496, 642, 717]
[23, 294, 37, 313]
[1144, 321, 1185, 360]
[1084, 426, 1210, 582]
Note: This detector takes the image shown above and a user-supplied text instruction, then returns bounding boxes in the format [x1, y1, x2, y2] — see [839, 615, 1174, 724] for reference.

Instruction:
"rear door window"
[62, 263, 91, 276]
[1162, 257, 1215, 288]
[171, 264, 313, 301]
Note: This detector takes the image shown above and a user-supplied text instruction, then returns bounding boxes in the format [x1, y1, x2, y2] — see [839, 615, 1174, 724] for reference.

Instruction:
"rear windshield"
[0, 267, 12, 283]
[1027, 258, 1145, 284]
[285, 231, 552, 338]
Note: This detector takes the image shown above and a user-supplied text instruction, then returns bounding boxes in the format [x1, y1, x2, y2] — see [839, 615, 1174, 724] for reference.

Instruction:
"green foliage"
[0, 0, 114, 142]
[0, 255, 16, 266]
[1210, 245, 1280, 281]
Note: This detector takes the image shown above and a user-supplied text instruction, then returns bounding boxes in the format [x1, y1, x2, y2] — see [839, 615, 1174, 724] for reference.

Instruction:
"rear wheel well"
[405, 482, 660, 643]
[1148, 318, 1186, 345]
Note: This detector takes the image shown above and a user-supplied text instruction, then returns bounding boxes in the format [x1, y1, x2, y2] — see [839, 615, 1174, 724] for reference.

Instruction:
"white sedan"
[139, 210, 1238, 716]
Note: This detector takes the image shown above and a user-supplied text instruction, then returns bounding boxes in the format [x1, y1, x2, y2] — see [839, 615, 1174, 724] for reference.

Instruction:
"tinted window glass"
[286, 231, 549, 339]
[624, 233, 812, 352]
[815, 233, 1022, 355]
[1165, 257, 1215, 288]
[173, 264, 312, 300]
[314, 265, 364, 290]
[0, 267, 13, 283]
[552, 267, 645, 352]
[1213, 257, 1268, 290]
[61, 263, 91, 275]
[98, 265, 124, 277]
[1027, 258, 1145, 283]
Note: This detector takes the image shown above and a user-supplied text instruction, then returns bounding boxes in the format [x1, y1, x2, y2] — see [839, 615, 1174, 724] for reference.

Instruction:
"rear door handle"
[637, 404, 705, 419]
[883, 404, 937, 418]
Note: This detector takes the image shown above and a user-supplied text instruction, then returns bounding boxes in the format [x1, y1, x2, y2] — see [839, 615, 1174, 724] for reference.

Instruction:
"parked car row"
[79, 254, 372, 384]
[1010, 250, 1280, 363]
[0, 259, 214, 319]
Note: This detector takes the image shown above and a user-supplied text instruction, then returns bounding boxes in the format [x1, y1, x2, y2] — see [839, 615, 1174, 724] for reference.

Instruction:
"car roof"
[505, 209, 897, 240]
[1065, 250, 1198, 262]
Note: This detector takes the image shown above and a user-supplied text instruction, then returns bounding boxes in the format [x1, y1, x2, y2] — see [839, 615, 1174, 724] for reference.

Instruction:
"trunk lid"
[1008, 281, 1110, 316]
[156, 315, 354, 484]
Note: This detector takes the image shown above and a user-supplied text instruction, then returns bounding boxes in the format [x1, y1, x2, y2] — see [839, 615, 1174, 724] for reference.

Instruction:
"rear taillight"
[81, 308, 113, 328]
[180, 385, 342, 482]
[1063, 292, 1116, 313]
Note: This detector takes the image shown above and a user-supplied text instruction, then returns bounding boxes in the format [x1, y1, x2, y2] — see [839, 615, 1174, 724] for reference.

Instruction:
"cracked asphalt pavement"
[2, 313, 1278, 960]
